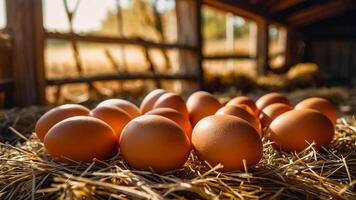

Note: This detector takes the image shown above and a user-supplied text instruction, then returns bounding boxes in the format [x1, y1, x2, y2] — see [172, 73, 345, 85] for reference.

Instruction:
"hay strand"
[0, 116, 355, 199]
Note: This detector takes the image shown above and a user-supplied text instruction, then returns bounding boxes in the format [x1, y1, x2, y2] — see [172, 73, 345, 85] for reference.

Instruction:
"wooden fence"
[0, 0, 286, 107]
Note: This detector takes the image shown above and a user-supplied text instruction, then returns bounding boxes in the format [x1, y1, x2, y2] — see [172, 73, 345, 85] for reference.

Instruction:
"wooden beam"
[256, 18, 269, 75]
[176, 0, 202, 91]
[46, 73, 199, 86]
[284, 27, 294, 68]
[287, 0, 356, 27]
[46, 32, 198, 51]
[203, 0, 286, 25]
[204, 0, 265, 19]
[204, 54, 255, 60]
[303, 26, 356, 40]
[267, 0, 306, 14]
[0, 79, 13, 91]
[6, 0, 46, 106]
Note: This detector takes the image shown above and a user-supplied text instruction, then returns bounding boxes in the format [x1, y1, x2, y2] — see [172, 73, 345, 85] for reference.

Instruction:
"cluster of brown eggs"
[35, 89, 337, 172]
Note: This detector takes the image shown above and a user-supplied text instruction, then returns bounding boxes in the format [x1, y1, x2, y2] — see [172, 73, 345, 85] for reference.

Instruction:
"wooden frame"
[204, 54, 255, 60]
[6, 0, 46, 106]
[0, 0, 302, 106]
[1, 0, 203, 106]
[0, 33, 12, 93]
[286, 0, 356, 27]
[201, 3, 271, 75]
[47, 73, 199, 86]
[46, 32, 198, 52]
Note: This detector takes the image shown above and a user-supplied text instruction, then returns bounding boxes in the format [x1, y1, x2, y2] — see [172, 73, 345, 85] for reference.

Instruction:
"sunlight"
[42, 0, 117, 32]
[0, 0, 6, 29]
[42, 0, 175, 33]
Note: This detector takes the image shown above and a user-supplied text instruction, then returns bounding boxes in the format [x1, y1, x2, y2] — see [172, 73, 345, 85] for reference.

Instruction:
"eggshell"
[140, 89, 167, 114]
[153, 92, 189, 118]
[227, 96, 259, 117]
[295, 97, 337, 125]
[231, 104, 256, 117]
[259, 103, 293, 129]
[216, 105, 262, 137]
[145, 108, 192, 141]
[97, 99, 141, 118]
[44, 116, 118, 163]
[35, 104, 90, 142]
[256, 92, 291, 111]
[268, 109, 335, 152]
[120, 115, 191, 173]
[192, 115, 262, 172]
[186, 91, 223, 127]
[90, 106, 132, 138]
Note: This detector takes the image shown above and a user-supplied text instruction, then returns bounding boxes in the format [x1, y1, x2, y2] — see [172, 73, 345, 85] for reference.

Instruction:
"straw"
[0, 115, 355, 199]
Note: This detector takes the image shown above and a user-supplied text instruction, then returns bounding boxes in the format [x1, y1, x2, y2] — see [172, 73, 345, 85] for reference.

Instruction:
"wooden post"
[175, 0, 203, 93]
[0, 35, 13, 107]
[285, 26, 295, 69]
[256, 18, 269, 75]
[6, 0, 46, 106]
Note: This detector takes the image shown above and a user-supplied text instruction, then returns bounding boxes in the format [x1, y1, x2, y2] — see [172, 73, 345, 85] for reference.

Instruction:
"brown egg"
[227, 96, 259, 117]
[192, 115, 262, 172]
[268, 109, 335, 152]
[44, 116, 118, 163]
[259, 103, 293, 129]
[120, 115, 190, 173]
[35, 104, 90, 142]
[153, 92, 189, 118]
[140, 89, 167, 114]
[90, 106, 132, 138]
[256, 92, 291, 111]
[186, 91, 223, 127]
[216, 105, 262, 137]
[97, 99, 141, 118]
[295, 97, 337, 125]
[145, 108, 192, 141]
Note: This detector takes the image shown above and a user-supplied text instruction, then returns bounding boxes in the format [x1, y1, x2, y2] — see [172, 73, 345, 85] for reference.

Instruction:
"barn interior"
[0, 1, 355, 199]
[0, 0, 355, 108]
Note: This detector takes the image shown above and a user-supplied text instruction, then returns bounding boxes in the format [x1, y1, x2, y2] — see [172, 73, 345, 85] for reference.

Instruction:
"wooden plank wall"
[0, 34, 13, 107]
[307, 40, 355, 85]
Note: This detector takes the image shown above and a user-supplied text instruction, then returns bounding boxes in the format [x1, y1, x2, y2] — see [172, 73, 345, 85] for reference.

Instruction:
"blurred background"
[0, 0, 355, 106]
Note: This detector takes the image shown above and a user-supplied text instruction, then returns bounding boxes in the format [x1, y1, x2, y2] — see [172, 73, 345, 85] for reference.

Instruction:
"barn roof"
[204, 0, 356, 27]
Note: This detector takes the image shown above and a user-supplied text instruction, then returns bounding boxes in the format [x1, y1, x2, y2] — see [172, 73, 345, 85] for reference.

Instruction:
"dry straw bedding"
[0, 116, 355, 199]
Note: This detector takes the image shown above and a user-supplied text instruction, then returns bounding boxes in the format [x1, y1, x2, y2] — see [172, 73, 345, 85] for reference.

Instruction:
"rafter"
[203, 0, 286, 25]
[287, 0, 356, 26]
[267, 0, 306, 14]
[204, 0, 265, 19]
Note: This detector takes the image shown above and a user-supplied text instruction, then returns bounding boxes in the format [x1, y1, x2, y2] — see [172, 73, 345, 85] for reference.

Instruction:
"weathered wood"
[0, 79, 13, 91]
[351, 44, 356, 85]
[256, 18, 269, 75]
[304, 26, 356, 40]
[176, 0, 202, 91]
[0, 33, 12, 80]
[0, 34, 13, 107]
[284, 26, 294, 68]
[46, 32, 198, 52]
[204, 0, 265, 20]
[6, 0, 46, 106]
[287, 0, 356, 27]
[267, 0, 305, 14]
[204, 54, 255, 60]
[203, 0, 286, 25]
[306, 40, 356, 84]
[46, 73, 199, 86]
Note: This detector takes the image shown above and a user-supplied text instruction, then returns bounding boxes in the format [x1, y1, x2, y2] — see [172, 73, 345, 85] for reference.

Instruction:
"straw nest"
[0, 115, 355, 199]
